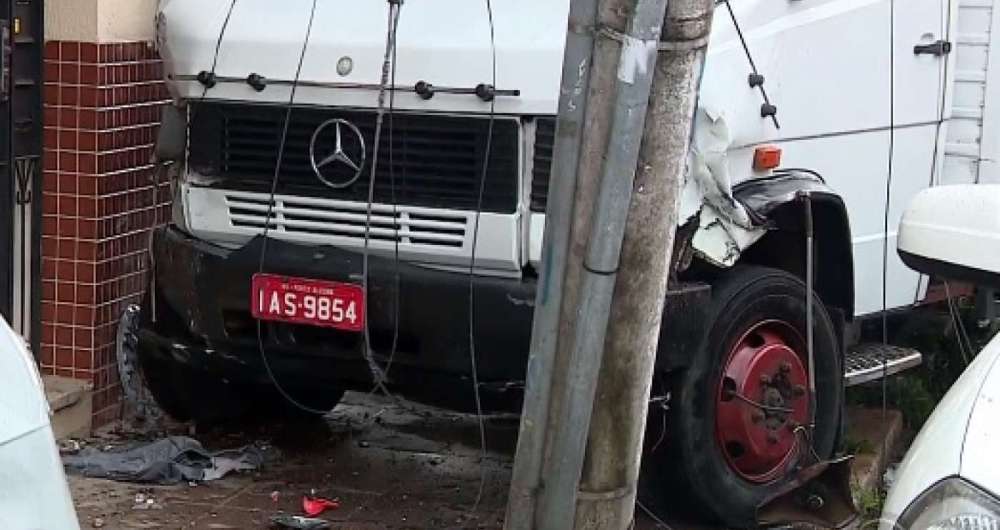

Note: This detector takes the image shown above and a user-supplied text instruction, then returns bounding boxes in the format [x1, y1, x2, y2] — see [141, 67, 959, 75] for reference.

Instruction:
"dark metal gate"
[0, 0, 43, 349]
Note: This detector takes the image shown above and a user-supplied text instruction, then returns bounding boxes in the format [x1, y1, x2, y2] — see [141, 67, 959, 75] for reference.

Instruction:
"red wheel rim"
[715, 320, 810, 483]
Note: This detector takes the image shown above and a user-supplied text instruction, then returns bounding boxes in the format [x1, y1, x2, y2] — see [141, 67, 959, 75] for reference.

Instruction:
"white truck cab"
[140, 0, 993, 525]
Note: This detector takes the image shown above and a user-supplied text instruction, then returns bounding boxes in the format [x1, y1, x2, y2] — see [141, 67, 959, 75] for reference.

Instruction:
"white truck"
[141, 0, 993, 525]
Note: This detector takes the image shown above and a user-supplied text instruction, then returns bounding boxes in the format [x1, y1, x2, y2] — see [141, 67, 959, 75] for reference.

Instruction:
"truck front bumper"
[137, 226, 537, 410]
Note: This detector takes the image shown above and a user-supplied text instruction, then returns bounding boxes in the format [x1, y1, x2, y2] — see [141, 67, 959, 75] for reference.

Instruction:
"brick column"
[40, 40, 169, 427]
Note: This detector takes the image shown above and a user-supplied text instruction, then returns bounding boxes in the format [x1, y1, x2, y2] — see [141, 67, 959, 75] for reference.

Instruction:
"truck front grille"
[188, 102, 520, 214]
[225, 192, 469, 249]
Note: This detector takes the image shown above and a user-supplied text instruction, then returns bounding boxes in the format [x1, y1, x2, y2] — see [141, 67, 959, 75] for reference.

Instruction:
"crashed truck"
[141, 0, 989, 525]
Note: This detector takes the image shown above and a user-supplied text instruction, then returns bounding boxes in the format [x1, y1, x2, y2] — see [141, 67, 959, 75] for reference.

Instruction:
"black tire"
[136, 351, 197, 422]
[135, 289, 345, 423]
[137, 353, 247, 423]
[651, 265, 843, 528]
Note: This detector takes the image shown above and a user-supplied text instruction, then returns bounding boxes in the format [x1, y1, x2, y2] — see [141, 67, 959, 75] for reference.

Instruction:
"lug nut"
[792, 385, 806, 397]
[806, 494, 825, 511]
[760, 374, 772, 385]
[780, 361, 792, 373]
[767, 432, 779, 444]
[751, 411, 765, 424]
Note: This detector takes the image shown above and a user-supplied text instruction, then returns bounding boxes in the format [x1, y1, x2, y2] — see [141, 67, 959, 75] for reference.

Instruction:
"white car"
[881, 185, 1000, 529]
[0, 318, 80, 529]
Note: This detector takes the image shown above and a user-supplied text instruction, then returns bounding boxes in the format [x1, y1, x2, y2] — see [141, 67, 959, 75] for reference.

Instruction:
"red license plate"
[251, 273, 365, 332]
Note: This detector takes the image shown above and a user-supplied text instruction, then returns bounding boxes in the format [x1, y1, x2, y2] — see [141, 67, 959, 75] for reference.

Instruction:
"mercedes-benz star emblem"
[309, 118, 367, 189]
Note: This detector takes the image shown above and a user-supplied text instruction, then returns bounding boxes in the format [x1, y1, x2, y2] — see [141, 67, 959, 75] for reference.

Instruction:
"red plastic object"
[302, 496, 341, 517]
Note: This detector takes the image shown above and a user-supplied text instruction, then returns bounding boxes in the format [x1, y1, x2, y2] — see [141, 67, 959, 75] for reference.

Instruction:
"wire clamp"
[577, 485, 633, 501]
[657, 36, 711, 51]
[596, 25, 709, 52]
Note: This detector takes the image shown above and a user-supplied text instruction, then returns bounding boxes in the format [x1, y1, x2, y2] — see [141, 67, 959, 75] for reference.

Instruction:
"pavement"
[69, 393, 898, 530]
[71, 392, 520, 529]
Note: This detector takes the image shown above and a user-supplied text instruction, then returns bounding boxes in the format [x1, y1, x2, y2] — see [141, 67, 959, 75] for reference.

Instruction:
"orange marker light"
[753, 145, 782, 171]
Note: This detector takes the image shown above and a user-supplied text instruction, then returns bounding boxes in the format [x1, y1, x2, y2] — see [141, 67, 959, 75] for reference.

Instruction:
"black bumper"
[139, 226, 537, 409]
[139, 226, 712, 410]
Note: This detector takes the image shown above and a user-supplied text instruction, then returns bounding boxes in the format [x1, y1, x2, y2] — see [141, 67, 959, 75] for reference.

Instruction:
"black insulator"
[246, 73, 267, 92]
[475, 83, 496, 102]
[414, 80, 435, 100]
[196, 70, 216, 88]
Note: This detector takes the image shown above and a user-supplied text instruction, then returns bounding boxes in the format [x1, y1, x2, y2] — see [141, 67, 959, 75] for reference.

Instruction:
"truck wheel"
[138, 356, 249, 423]
[136, 354, 197, 421]
[657, 266, 843, 528]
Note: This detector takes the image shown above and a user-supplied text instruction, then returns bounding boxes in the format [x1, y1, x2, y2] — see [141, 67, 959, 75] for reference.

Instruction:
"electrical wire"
[465, 0, 497, 513]
[352, 2, 440, 424]
[945, 282, 974, 365]
[879, 0, 896, 493]
[914, 2, 953, 303]
[636, 498, 674, 529]
[358, 0, 403, 399]
[378, 9, 403, 381]
[254, 0, 330, 415]
[188, 0, 238, 117]
[148, 0, 238, 326]
[726, 390, 794, 414]
[722, 0, 779, 129]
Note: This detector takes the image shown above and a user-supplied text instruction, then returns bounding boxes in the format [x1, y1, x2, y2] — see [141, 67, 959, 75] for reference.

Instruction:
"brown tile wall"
[41, 40, 170, 427]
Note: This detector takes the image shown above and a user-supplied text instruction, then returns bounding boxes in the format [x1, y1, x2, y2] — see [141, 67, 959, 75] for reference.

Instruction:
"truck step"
[844, 344, 923, 387]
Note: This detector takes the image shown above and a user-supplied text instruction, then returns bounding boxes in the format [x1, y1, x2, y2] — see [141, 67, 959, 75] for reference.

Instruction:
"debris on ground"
[270, 514, 331, 529]
[302, 495, 340, 516]
[59, 438, 85, 455]
[63, 436, 274, 484]
[132, 491, 163, 510]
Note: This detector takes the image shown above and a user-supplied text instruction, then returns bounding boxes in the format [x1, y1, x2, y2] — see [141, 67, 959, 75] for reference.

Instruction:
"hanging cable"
[913, 3, 954, 303]
[878, 0, 896, 493]
[254, 0, 329, 415]
[465, 0, 497, 513]
[636, 498, 674, 530]
[148, 0, 237, 325]
[721, 0, 779, 129]
[945, 282, 974, 365]
[378, 9, 403, 381]
[359, 0, 404, 399]
[188, 0, 238, 117]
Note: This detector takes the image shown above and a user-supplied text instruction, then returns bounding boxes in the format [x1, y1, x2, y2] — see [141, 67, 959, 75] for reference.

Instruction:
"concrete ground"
[71, 392, 682, 529]
[71, 392, 520, 529]
[70, 393, 896, 529]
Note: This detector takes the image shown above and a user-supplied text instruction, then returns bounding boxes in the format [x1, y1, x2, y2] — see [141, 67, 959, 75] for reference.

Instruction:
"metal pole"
[801, 192, 817, 430]
[504, 0, 600, 526]
[534, 0, 669, 528]
[574, 1, 716, 528]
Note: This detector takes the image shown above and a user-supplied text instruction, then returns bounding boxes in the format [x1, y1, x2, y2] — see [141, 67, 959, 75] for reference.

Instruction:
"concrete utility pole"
[505, 0, 716, 528]
[574, 0, 715, 528]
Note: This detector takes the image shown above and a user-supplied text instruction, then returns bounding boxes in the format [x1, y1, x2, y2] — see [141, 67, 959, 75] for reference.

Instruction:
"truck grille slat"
[225, 192, 470, 249]
[531, 117, 555, 212]
[190, 103, 520, 213]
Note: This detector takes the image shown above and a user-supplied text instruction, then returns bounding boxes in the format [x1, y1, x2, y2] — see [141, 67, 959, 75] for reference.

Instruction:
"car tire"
[648, 265, 843, 528]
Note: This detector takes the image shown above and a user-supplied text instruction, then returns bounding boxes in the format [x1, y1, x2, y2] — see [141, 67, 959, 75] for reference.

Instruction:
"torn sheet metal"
[682, 104, 766, 267]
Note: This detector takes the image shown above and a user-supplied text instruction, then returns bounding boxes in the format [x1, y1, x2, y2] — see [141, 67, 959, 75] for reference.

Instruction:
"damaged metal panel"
[682, 105, 766, 267]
